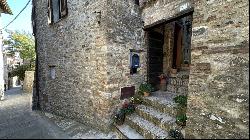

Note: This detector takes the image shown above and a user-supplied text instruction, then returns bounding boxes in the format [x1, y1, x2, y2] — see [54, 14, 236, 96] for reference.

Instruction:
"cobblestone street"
[0, 86, 70, 139]
[0, 87, 117, 139]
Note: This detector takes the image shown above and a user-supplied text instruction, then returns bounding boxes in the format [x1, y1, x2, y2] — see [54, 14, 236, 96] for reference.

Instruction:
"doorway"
[147, 30, 164, 90]
[147, 12, 193, 91]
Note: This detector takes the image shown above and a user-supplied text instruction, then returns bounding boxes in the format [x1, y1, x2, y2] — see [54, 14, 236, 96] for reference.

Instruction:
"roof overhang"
[0, 0, 12, 15]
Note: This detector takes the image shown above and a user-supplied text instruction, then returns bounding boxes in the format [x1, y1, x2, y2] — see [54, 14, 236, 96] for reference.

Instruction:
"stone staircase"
[115, 91, 181, 139]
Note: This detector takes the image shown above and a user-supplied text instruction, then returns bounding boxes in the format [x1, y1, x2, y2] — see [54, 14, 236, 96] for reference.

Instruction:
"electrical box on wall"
[130, 50, 141, 74]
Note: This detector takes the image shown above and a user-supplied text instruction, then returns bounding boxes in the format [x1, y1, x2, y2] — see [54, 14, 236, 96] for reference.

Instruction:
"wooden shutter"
[59, 0, 68, 18]
[52, 0, 60, 23]
[32, 2, 36, 35]
[48, 0, 53, 24]
[135, 0, 139, 5]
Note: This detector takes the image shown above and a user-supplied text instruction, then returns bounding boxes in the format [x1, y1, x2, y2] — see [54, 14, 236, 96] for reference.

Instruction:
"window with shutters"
[135, 0, 139, 5]
[48, 0, 68, 24]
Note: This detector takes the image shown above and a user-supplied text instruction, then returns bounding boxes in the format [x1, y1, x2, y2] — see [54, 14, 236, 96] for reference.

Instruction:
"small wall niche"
[49, 66, 56, 79]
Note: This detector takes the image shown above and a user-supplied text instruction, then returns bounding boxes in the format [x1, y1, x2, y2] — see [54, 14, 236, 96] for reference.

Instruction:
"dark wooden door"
[173, 23, 183, 69]
[176, 24, 183, 69]
[147, 31, 164, 91]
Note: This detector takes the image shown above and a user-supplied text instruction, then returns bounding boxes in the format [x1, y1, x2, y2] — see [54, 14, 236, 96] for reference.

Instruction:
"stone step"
[176, 70, 190, 76]
[135, 104, 177, 132]
[142, 95, 177, 117]
[166, 85, 188, 95]
[115, 124, 144, 139]
[65, 124, 84, 137]
[169, 71, 190, 79]
[125, 114, 169, 139]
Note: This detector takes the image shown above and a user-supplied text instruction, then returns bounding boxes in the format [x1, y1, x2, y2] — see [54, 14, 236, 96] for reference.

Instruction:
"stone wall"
[0, 14, 4, 100]
[23, 71, 34, 93]
[101, 0, 147, 122]
[140, 0, 249, 138]
[33, 0, 111, 132]
[185, 0, 249, 139]
[34, 0, 249, 137]
[140, 0, 193, 27]
[104, 0, 146, 110]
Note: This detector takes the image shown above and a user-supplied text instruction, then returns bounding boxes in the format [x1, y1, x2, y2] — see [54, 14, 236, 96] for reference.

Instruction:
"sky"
[1, 0, 32, 38]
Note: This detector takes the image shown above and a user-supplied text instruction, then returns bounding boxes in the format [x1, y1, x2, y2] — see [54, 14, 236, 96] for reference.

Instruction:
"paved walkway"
[0, 87, 118, 139]
[0, 86, 69, 139]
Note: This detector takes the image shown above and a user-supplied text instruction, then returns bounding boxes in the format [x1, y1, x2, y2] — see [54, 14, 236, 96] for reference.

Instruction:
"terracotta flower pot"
[183, 64, 189, 67]
[144, 92, 150, 97]
[159, 78, 167, 91]
[171, 68, 177, 74]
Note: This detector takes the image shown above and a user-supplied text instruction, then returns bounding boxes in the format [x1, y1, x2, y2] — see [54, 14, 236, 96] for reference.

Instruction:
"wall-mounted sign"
[179, 3, 190, 12]
[120, 86, 135, 100]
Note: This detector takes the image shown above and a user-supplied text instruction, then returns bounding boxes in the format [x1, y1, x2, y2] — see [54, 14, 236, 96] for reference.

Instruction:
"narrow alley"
[0, 87, 117, 139]
[0, 87, 70, 139]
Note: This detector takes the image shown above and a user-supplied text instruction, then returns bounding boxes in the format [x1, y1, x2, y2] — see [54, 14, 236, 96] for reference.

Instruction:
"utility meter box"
[130, 52, 140, 69]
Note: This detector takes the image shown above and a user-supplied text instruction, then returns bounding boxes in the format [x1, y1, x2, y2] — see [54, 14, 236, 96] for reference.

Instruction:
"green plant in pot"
[171, 66, 177, 74]
[183, 60, 189, 67]
[173, 95, 187, 106]
[139, 83, 154, 97]
[114, 109, 126, 125]
[176, 114, 187, 126]
[129, 95, 143, 105]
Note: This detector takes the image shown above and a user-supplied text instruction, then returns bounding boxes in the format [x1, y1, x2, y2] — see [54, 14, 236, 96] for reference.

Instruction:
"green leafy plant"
[184, 60, 189, 64]
[169, 129, 184, 139]
[4, 31, 36, 68]
[9, 64, 34, 81]
[125, 104, 135, 115]
[129, 94, 143, 104]
[112, 102, 135, 125]
[174, 95, 188, 127]
[173, 95, 187, 106]
[139, 83, 154, 95]
[176, 114, 187, 126]
[113, 109, 126, 125]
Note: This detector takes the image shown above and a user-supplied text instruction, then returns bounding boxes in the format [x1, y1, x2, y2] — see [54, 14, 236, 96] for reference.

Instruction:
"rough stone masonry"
[33, 0, 249, 138]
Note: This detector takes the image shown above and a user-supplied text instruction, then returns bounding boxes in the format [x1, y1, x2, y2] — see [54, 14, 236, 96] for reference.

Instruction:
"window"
[135, 0, 139, 5]
[48, 0, 68, 24]
[49, 66, 56, 79]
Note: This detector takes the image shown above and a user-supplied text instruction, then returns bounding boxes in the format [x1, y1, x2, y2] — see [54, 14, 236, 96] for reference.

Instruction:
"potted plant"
[184, 60, 189, 67]
[114, 109, 126, 125]
[171, 66, 177, 74]
[158, 73, 168, 91]
[176, 114, 187, 127]
[129, 95, 143, 105]
[139, 83, 154, 97]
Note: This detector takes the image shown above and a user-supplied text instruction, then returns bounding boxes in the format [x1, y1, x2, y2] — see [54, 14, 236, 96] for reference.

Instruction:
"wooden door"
[173, 23, 183, 69]
[147, 31, 164, 90]
[176, 24, 183, 69]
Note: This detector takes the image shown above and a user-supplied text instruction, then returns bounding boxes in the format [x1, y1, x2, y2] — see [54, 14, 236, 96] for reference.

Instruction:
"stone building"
[0, 0, 12, 100]
[32, 0, 249, 139]
[3, 50, 22, 89]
